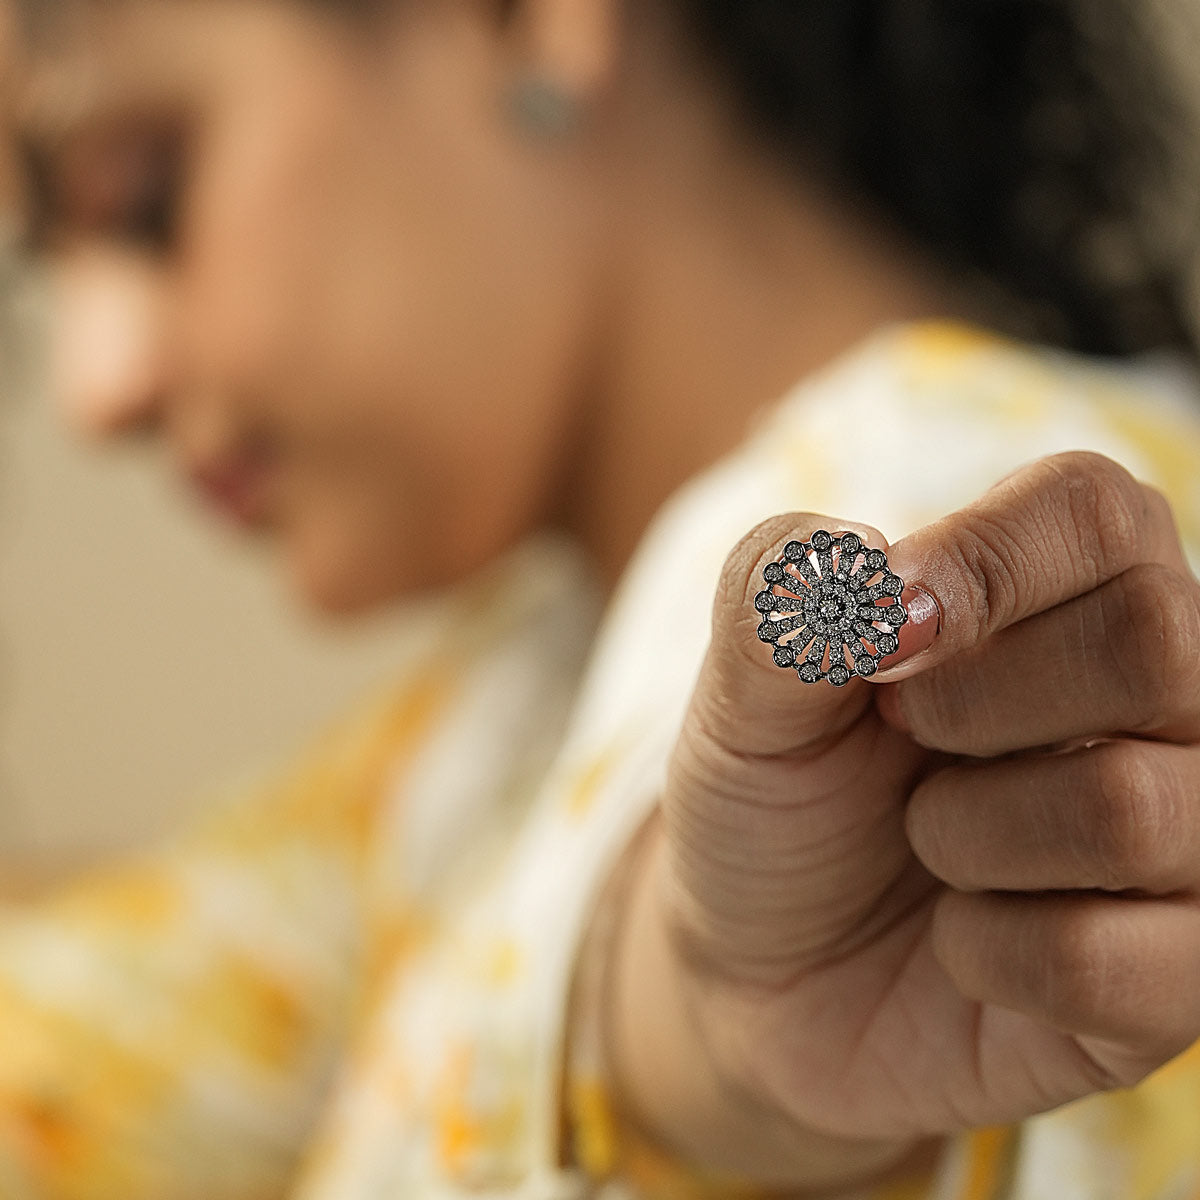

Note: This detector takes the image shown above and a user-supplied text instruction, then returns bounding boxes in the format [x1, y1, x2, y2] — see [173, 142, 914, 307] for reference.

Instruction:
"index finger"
[871, 450, 1189, 683]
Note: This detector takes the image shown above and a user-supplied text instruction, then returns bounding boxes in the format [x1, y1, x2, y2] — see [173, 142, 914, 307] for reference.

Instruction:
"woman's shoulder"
[880, 318, 1200, 431]
[740, 318, 1200, 570]
[761, 318, 1200, 452]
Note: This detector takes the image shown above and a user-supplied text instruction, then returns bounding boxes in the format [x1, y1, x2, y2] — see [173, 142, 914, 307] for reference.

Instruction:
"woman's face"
[12, 0, 607, 613]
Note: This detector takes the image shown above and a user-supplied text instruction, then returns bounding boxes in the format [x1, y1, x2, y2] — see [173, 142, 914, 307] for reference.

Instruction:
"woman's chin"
[285, 533, 442, 620]
[284, 515, 506, 620]
[283, 539, 397, 620]
[293, 565, 398, 620]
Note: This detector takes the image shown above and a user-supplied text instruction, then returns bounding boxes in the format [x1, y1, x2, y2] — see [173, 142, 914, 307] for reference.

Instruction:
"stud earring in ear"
[506, 74, 583, 140]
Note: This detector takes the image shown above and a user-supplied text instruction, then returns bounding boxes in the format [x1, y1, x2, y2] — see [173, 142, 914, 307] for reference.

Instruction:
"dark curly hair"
[666, 1, 1198, 359]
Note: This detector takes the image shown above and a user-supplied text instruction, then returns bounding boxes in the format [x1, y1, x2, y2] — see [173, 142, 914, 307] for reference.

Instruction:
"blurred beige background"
[0, 0, 1197, 871]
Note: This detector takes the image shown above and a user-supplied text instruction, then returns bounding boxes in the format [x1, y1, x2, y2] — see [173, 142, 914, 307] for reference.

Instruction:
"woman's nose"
[48, 244, 169, 440]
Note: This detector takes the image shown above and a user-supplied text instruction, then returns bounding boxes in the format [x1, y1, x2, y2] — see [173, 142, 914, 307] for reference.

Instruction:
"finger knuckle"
[1086, 741, 1175, 889]
[1042, 906, 1123, 1028]
[1037, 452, 1144, 583]
[1107, 564, 1200, 729]
[949, 518, 1025, 637]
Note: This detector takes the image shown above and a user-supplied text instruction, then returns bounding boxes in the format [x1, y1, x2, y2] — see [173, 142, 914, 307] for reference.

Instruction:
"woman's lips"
[188, 447, 275, 528]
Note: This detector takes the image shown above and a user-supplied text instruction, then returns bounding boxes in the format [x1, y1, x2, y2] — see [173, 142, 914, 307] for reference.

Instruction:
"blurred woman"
[2, 1, 1200, 1198]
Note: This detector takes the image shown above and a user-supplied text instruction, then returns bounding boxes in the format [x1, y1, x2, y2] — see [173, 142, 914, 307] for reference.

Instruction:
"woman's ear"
[495, 0, 622, 99]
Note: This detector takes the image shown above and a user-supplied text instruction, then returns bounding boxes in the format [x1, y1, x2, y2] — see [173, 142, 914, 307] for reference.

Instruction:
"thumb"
[704, 514, 940, 759]
[661, 514, 941, 984]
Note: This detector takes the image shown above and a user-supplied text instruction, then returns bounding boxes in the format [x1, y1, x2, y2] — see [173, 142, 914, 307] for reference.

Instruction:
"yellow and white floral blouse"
[2, 320, 1200, 1200]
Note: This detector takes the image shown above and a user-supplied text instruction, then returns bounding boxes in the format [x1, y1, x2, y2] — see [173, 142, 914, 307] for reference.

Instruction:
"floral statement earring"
[506, 73, 584, 140]
[754, 530, 910, 686]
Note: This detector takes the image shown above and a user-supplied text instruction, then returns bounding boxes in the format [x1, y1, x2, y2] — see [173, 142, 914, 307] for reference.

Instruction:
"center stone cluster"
[805, 578, 857, 635]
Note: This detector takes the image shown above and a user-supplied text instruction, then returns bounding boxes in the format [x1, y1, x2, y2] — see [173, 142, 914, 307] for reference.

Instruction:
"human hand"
[609, 450, 1200, 1191]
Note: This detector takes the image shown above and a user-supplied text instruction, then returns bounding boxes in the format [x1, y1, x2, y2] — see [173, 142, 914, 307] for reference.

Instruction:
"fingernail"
[870, 585, 942, 679]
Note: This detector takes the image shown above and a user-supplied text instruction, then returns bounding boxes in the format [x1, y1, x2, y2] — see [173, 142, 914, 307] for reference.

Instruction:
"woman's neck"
[545, 39, 982, 597]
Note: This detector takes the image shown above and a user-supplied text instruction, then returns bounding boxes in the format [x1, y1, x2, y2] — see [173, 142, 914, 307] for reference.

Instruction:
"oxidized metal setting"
[754, 529, 909, 686]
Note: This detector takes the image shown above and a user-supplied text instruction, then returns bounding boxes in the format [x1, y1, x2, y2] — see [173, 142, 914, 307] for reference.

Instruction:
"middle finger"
[905, 738, 1200, 895]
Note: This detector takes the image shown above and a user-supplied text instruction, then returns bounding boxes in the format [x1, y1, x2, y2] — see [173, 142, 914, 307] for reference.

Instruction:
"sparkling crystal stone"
[855, 654, 877, 677]
[763, 562, 785, 584]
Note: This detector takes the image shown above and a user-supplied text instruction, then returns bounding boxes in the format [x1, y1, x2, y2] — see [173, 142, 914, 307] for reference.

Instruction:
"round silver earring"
[506, 74, 583, 140]
[753, 529, 910, 687]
